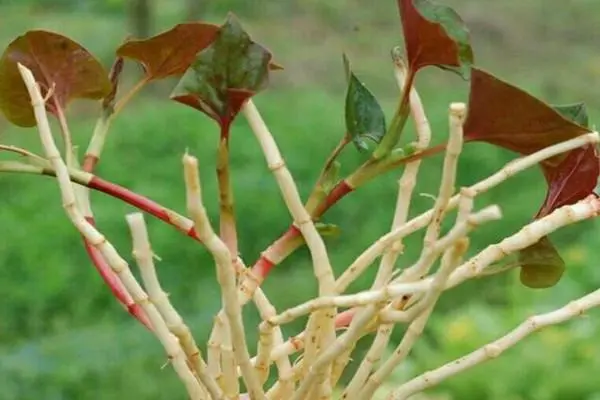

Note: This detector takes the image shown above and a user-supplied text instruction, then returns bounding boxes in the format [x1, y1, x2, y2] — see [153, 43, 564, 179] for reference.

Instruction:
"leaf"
[519, 237, 565, 289]
[343, 54, 387, 152]
[171, 14, 275, 128]
[0, 30, 111, 127]
[117, 23, 220, 81]
[315, 222, 341, 238]
[398, 0, 473, 77]
[552, 102, 589, 128]
[536, 145, 599, 218]
[463, 68, 589, 162]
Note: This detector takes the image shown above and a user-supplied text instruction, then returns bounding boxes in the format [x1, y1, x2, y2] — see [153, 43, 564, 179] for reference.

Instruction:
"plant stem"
[243, 100, 337, 397]
[184, 153, 266, 400]
[18, 63, 204, 399]
[372, 70, 415, 159]
[388, 285, 600, 400]
[345, 59, 433, 394]
[127, 212, 221, 399]
[83, 75, 147, 171]
[217, 123, 238, 257]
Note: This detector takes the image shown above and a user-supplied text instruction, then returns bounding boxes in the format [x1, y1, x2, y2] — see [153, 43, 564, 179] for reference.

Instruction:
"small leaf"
[344, 56, 386, 152]
[117, 23, 220, 81]
[171, 14, 275, 128]
[464, 69, 589, 162]
[536, 145, 599, 218]
[398, 0, 473, 77]
[315, 222, 341, 238]
[0, 30, 111, 127]
[552, 102, 589, 128]
[519, 237, 565, 289]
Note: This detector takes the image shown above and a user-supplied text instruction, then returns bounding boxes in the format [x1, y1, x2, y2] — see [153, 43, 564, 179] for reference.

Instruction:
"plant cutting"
[1, 0, 599, 399]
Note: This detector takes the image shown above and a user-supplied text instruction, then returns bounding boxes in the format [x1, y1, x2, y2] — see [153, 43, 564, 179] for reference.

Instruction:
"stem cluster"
[7, 49, 600, 400]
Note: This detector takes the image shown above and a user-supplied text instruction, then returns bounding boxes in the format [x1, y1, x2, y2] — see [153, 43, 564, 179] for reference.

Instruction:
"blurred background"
[1, 0, 600, 399]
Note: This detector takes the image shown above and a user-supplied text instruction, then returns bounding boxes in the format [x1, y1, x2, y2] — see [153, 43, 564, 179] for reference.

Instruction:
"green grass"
[2, 1, 600, 399]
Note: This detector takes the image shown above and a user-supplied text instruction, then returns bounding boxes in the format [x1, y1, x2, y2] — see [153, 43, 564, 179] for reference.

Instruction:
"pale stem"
[267, 358, 305, 399]
[126, 212, 223, 400]
[388, 286, 600, 400]
[220, 318, 240, 399]
[357, 199, 473, 400]
[264, 197, 600, 385]
[242, 99, 337, 394]
[256, 321, 276, 384]
[213, 131, 600, 380]
[403, 102, 465, 280]
[291, 206, 500, 400]
[291, 306, 378, 400]
[85, 115, 111, 168]
[17, 63, 204, 400]
[345, 54, 433, 394]
[380, 188, 474, 323]
[53, 98, 74, 169]
[445, 196, 600, 289]
[252, 291, 293, 395]
[208, 314, 225, 386]
[183, 153, 265, 400]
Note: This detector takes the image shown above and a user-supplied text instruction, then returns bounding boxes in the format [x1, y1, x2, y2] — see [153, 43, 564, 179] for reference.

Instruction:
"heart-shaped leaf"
[0, 30, 111, 127]
[116, 22, 220, 81]
[398, 0, 473, 78]
[552, 102, 589, 128]
[464, 69, 589, 162]
[343, 54, 386, 152]
[518, 237, 565, 289]
[536, 145, 599, 218]
[171, 14, 275, 130]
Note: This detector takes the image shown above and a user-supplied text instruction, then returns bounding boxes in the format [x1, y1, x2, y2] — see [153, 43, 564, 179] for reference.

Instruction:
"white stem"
[345, 56, 434, 394]
[403, 103, 465, 280]
[127, 212, 223, 400]
[389, 286, 600, 400]
[183, 153, 266, 400]
[358, 231, 470, 399]
[17, 63, 205, 400]
[243, 100, 337, 395]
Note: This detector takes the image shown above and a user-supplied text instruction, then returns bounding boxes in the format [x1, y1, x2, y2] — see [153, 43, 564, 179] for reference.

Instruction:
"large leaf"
[398, 0, 473, 77]
[116, 23, 220, 81]
[0, 30, 111, 127]
[518, 237, 565, 289]
[464, 69, 589, 163]
[171, 14, 275, 129]
[343, 54, 386, 152]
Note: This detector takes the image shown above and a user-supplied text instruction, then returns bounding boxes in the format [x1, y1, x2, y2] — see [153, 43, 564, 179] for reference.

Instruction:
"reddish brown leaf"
[398, 0, 473, 77]
[0, 30, 111, 127]
[117, 22, 283, 83]
[464, 68, 589, 165]
[536, 145, 599, 218]
[116, 23, 220, 81]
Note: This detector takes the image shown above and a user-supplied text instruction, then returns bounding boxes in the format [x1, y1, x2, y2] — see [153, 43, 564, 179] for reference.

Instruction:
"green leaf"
[171, 14, 275, 129]
[315, 222, 341, 238]
[552, 102, 589, 128]
[343, 55, 386, 152]
[518, 237, 565, 289]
